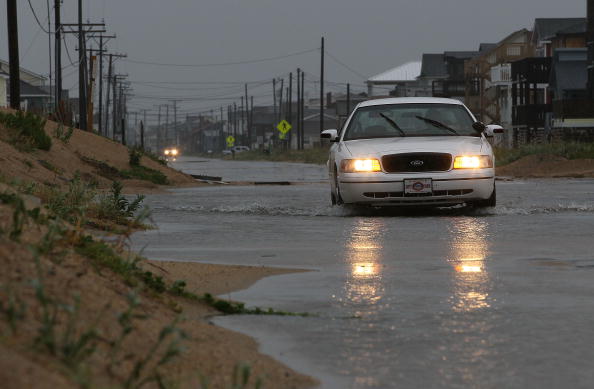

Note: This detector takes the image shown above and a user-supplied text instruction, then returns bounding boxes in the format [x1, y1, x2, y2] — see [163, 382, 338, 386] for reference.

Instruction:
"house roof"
[533, 18, 587, 41]
[443, 51, 479, 59]
[0, 59, 47, 81]
[479, 43, 498, 53]
[367, 61, 422, 83]
[6, 79, 51, 97]
[419, 54, 447, 78]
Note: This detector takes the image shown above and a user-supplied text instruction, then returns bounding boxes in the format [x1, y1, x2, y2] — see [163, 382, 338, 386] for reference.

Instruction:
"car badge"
[410, 160, 424, 167]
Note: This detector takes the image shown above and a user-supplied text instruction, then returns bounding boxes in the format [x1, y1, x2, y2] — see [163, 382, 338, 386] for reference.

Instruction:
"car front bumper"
[338, 169, 495, 206]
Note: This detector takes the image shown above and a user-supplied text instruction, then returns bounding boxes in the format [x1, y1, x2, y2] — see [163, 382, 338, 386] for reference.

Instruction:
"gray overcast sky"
[0, 0, 587, 118]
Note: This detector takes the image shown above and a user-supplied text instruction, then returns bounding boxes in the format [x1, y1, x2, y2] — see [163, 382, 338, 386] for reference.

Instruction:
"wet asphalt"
[131, 156, 594, 389]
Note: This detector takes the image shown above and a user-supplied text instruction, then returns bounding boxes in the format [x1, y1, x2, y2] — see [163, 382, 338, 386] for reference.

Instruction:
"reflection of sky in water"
[448, 218, 492, 312]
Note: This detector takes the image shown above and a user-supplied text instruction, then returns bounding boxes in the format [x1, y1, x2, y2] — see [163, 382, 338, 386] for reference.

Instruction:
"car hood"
[343, 136, 485, 157]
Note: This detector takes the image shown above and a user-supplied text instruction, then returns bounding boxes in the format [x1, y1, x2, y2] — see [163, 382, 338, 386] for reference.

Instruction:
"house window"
[507, 46, 521, 56]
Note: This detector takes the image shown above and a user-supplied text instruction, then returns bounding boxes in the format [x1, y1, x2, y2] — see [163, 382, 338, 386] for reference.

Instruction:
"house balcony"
[511, 57, 552, 84]
[553, 99, 594, 118]
[491, 64, 512, 84]
[512, 104, 551, 127]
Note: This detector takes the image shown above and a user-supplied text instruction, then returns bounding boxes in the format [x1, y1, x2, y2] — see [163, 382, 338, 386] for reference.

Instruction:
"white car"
[321, 97, 503, 208]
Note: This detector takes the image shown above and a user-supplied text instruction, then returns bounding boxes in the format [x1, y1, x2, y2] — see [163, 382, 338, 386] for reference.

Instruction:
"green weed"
[0, 192, 27, 241]
[54, 123, 74, 143]
[0, 284, 26, 335]
[124, 315, 187, 389]
[229, 147, 329, 165]
[31, 253, 100, 369]
[44, 175, 96, 225]
[129, 147, 143, 167]
[494, 142, 594, 166]
[38, 159, 63, 175]
[0, 110, 52, 151]
[92, 181, 146, 225]
[120, 165, 169, 185]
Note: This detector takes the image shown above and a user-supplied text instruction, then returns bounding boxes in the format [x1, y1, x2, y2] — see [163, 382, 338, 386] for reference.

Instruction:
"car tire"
[469, 185, 496, 208]
[333, 165, 344, 206]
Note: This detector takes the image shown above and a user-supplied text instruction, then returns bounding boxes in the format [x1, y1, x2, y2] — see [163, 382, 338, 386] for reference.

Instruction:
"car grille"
[381, 153, 452, 173]
[363, 189, 473, 199]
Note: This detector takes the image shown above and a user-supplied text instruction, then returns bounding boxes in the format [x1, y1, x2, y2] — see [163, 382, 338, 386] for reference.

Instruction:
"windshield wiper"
[415, 115, 460, 135]
[379, 113, 406, 136]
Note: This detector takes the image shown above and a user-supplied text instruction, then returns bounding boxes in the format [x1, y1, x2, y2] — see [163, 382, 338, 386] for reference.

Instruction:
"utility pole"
[296, 69, 301, 150]
[171, 100, 181, 145]
[157, 105, 162, 151]
[7, 0, 20, 109]
[347, 83, 351, 115]
[165, 104, 169, 144]
[54, 0, 62, 111]
[78, 0, 86, 129]
[95, 35, 116, 135]
[250, 96, 254, 148]
[288, 72, 293, 149]
[320, 36, 325, 134]
[141, 109, 147, 150]
[272, 78, 277, 136]
[244, 83, 249, 144]
[301, 71, 305, 150]
[105, 55, 113, 137]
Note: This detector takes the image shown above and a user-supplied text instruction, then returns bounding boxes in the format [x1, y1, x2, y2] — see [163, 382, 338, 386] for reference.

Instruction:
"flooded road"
[132, 156, 594, 389]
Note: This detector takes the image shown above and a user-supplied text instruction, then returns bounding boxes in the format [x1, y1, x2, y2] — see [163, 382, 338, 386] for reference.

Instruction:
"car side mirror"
[321, 129, 339, 142]
[472, 121, 486, 132]
[484, 124, 504, 137]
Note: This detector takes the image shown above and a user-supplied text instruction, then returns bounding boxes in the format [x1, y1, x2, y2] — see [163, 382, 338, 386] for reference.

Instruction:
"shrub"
[92, 181, 146, 225]
[0, 111, 52, 151]
[128, 147, 143, 167]
[120, 166, 169, 185]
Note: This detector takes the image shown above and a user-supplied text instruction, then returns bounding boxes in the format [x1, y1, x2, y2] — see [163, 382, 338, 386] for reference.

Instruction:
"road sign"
[276, 119, 292, 135]
[226, 135, 235, 147]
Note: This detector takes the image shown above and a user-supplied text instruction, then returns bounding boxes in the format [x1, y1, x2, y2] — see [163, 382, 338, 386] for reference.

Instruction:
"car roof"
[357, 97, 465, 108]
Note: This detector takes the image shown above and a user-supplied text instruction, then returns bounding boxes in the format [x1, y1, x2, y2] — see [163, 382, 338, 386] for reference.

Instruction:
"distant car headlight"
[341, 158, 382, 172]
[453, 155, 493, 169]
[170, 148, 178, 156]
[164, 149, 170, 155]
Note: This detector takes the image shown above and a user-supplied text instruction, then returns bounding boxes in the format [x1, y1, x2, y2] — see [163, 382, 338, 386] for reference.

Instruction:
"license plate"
[404, 178, 432, 194]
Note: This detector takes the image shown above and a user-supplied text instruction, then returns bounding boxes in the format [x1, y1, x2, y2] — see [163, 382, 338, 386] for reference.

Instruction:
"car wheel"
[469, 185, 496, 208]
[333, 165, 344, 206]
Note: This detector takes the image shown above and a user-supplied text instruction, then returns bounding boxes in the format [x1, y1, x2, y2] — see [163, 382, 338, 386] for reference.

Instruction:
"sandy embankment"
[0, 110, 317, 388]
[497, 154, 594, 178]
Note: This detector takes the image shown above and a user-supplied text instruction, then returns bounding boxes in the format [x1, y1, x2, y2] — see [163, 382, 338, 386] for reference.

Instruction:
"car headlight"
[164, 149, 170, 155]
[171, 148, 178, 156]
[341, 158, 382, 173]
[453, 155, 493, 169]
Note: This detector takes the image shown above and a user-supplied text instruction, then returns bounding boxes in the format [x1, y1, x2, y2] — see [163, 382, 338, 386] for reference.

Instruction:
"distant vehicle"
[233, 145, 250, 153]
[163, 147, 179, 161]
[321, 97, 503, 208]
[222, 145, 250, 155]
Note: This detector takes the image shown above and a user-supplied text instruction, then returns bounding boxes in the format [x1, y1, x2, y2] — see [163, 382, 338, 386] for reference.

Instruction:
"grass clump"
[92, 181, 146, 226]
[0, 110, 52, 151]
[43, 175, 96, 225]
[121, 165, 169, 185]
[494, 142, 594, 166]
[229, 147, 329, 165]
[54, 123, 74, 143]
[128, 147, 143, 167]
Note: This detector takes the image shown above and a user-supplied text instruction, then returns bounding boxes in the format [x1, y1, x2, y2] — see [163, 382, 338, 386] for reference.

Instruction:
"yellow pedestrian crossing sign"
[277, 120, 292, 135]
[226, 135, 235, 147]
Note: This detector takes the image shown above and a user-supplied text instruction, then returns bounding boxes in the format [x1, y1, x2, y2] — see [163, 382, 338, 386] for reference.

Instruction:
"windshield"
[343, 103, 479, 140]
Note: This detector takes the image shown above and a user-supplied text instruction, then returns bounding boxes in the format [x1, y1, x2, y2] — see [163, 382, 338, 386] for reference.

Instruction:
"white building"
[366, 61, 423, 97]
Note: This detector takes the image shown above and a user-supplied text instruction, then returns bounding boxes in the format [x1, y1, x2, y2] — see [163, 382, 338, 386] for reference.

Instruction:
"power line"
[122, 48, 317, 68]
[325, 50, 368, 80]
[27, 0, 50, 33]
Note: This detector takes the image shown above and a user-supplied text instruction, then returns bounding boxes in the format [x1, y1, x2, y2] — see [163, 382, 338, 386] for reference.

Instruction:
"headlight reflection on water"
[344, 219, 386, 305]
[448, 218, 492, 312]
